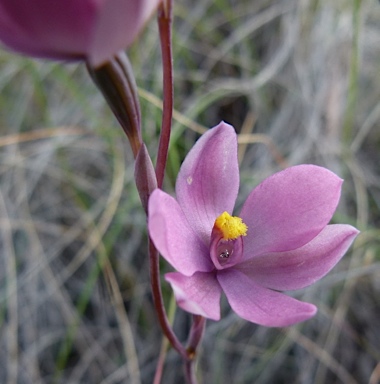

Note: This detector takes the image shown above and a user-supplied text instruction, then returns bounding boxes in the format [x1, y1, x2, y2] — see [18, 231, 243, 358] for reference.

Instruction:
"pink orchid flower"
[148, 122, 359, 327]
[0, 0, 161, 66]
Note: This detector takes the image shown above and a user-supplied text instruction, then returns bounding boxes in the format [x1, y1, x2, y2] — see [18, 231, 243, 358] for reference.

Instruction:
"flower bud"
[87, 52, 142, 157]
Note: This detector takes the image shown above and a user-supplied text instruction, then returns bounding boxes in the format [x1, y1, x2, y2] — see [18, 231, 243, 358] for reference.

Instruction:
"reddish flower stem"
[151, 1, 206, 380]
[149, 0, 188, 362]
[184, 360, 197, 384]
[187, 315, 206, 356]
[155, 0, 173, 188]
[146, 0, 191, 373]
[183, 315, 206, 384]
[149, 238, 188, 360]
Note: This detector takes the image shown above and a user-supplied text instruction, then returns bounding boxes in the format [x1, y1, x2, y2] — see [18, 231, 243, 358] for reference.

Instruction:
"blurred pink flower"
[148, 122, 359, 327]
[0, 0, 160, 66]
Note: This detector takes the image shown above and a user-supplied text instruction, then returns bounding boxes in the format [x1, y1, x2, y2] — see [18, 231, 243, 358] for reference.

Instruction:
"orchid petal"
[89, 0, 160, 66]
[0, 0, 94, 60]
[240, 165, 343, 258]
[0, 0, 161, 65]
[148, 189, 213, 276]
[238, 224, 359, 291]
[165, 272, 222, 320]
[218, 269, 317, 327]
[176, 122, 239, 245]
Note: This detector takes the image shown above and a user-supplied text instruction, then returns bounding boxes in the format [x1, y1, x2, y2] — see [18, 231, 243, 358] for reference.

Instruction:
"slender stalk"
[151, 1, 206, 380]
[155, 0, 174, 188]
[183, 315, 206, 384]
[186, 316, 206, 357]
[149, 239, 188, 360]
[150, 0, 188, 365]
[153, 294, 177, 384]
[184, 360, 197, 384]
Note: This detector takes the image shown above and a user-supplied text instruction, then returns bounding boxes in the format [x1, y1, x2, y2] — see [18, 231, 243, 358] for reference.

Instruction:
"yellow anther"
[214, 211, 248, 240]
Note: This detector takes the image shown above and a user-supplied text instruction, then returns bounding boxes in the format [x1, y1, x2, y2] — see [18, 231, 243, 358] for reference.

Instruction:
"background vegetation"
[0, 0, 379, 383]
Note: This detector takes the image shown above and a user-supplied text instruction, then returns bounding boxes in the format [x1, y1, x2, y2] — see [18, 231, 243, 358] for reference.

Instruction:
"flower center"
[213, 211, 248, 240]
[210, 212, 247, 270]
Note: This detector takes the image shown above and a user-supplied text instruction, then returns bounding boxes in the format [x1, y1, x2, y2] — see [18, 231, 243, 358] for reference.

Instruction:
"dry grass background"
[0, 0, 380, 383]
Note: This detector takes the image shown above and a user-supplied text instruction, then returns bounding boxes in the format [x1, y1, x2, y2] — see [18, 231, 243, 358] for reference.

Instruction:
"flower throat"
[210, 212, 247, 269]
